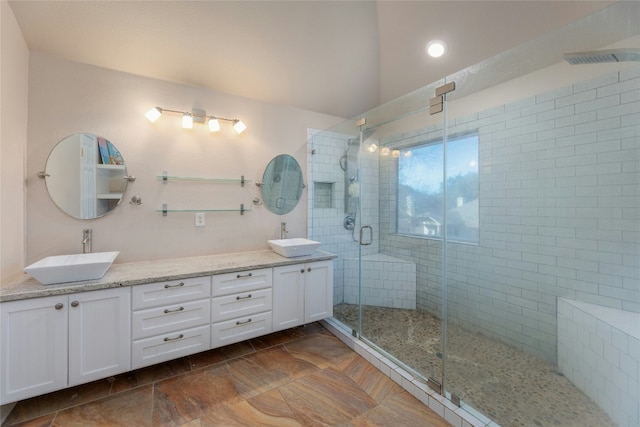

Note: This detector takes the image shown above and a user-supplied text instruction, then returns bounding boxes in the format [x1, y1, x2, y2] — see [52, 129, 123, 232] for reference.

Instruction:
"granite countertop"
[0, 250, 337, 302]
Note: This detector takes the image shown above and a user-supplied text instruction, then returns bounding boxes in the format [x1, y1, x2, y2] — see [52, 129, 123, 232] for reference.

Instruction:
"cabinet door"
[305, 261, 333, 323]
[272, 264, 305, 332]
[0, 296, 68, 404]
[68, 288, 131, 386]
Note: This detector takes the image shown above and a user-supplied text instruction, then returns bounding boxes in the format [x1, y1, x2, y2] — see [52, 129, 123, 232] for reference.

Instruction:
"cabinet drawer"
[212, 288, 272, 323]
[211, 311, 272, 348]
[132, 299, 210, 340]
[132, 277, 211, 310]
[132, 325, 210, 369]
[212, 268, 272, 296]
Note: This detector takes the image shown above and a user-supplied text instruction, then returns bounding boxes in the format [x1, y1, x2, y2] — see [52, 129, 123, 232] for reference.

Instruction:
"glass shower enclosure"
[308, 2, 639, 426]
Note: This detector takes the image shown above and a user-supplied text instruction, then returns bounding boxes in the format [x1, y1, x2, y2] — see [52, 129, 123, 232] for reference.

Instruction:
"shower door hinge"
[427, 377, 442, 395]
[429, 95, 444, 115]
[429, 81, 456, 115]
[435, 81, 456, 96]
[450, 393, 461, 407]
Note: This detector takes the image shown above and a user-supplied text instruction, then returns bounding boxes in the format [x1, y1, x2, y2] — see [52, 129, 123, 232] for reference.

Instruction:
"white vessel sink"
[268, 238, 321, 258]
[24, 251, 119, 285]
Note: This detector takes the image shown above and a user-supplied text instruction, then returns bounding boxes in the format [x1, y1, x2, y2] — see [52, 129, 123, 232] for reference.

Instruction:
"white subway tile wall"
[344, 253, 416, 309]
[558, 298, 640, 427]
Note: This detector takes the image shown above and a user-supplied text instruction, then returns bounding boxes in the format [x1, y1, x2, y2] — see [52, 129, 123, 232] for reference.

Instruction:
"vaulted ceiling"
[9, 1, 613, 118]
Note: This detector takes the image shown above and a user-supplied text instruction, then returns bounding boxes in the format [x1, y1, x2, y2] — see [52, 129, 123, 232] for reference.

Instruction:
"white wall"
[24, 53, 342, 266]
[0, 1, 29, 282]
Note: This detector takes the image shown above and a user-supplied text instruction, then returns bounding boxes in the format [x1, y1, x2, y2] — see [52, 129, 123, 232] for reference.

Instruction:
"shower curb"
[321, 318, 498, 427]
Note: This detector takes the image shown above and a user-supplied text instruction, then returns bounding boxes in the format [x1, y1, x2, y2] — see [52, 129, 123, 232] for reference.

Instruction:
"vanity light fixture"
[182, 113, 193, 129]
[208, 118, 220, 132]
[367, 143, 378, 153]
[232, 119, 247, 134]
[145, 106, 247, 134]
[380, 147, 391, 156]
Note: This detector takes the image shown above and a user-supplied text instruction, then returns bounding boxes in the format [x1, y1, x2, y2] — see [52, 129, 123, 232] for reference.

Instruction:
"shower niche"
[312, 182, 334, 209]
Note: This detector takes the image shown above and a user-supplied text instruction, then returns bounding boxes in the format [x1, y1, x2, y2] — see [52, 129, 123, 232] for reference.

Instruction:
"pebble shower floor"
[333, 304, 616, 427]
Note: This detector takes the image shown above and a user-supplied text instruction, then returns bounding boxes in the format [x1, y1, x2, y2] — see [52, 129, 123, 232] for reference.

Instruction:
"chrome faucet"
[280, 222, 288, 239]
[82, 229, 92, 254]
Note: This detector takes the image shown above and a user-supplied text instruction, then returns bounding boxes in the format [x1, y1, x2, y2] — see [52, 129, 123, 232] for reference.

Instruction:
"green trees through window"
[397, 134, 479, 243]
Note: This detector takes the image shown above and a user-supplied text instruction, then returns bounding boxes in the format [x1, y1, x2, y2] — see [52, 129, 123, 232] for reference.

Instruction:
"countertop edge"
[1, 250, 337, 302]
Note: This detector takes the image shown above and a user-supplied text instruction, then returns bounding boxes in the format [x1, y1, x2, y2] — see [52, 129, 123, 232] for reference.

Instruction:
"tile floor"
[2, 322, 450, 427]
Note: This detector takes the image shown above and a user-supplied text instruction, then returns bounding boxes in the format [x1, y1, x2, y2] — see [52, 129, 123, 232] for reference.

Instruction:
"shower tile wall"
[307, 130, 380, 305]
[558, 298, 640, 427]
[379, 68, 640, 362]
[344, 254, 417, 309]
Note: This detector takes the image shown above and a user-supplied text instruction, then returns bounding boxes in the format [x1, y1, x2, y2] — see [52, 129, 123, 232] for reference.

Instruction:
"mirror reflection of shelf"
[158, 172, 249, 187]
[97, 164, 126, 170]
[97, 193, 124, 200]
[157, 204, 249, 216]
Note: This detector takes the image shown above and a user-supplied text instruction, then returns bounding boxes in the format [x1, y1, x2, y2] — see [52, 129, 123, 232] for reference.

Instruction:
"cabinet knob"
[71, 301, 79, 307]
[301, 269, 305, 273]
[54, 303, 64, 310]
[307, 267, 312, 272]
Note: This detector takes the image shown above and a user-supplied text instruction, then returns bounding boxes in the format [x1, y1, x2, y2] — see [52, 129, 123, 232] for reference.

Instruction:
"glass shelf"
[158, 172, 249, 186]
[157, 204, 249, 216]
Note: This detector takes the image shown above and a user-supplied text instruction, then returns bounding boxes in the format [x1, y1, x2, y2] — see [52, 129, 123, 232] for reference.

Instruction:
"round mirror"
[261, 154, 304, 215]
[44, 133, 129, 219]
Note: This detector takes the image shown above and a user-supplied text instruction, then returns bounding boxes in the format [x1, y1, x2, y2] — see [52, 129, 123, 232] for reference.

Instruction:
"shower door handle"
[359, 225, 373, 246]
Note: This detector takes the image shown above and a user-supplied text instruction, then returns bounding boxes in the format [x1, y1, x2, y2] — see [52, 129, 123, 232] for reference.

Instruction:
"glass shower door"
[441, 3, 637, 425]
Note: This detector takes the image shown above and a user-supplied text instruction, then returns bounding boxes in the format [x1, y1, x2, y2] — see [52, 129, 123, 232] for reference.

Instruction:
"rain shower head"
[563, 48, 640, 64]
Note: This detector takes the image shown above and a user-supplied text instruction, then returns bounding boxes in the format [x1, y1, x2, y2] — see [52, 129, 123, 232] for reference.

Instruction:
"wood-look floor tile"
[4, 413, 55, 427]
[249, 327, 307, 350]
[51, 384, 152, 427]
[188, 341, 255, 369]
[347, 392, 451, 427]
[152, 364, 241, 427]
[111, 357, 191, 394]
[341, 357, 403, 403]
[227, 345, 318, 399]
[176, 420, 201, 427]
[285, 334, 358, 370]
[299, 322, 332, 337]
[200, 389, 301, 427]
[3, 379, 112, 425]
[279, 367, 378, 426]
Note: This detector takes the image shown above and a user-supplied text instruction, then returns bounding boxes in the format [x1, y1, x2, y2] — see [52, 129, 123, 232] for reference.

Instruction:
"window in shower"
[397, 133, 479, 243]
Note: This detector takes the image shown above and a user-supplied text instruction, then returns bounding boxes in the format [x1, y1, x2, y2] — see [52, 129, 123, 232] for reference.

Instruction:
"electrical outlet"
[195, 212, 205, 227]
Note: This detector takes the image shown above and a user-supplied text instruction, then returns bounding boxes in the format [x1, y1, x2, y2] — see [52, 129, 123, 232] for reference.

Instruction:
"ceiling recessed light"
[426, 40, 447, 58]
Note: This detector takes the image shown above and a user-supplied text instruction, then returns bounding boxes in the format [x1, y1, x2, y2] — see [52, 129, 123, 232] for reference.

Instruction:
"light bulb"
[381, 147, 390, 156]
[145, 107, 162, 122]
[182, 113, 193, 129]
[208, 118, 220, 132]
[392, 150, 400, 158]
[403, 150, 412, 158]
[233, 120, 247, 134]
[367, 143, 378, 153]
[426, 40, 447, 58]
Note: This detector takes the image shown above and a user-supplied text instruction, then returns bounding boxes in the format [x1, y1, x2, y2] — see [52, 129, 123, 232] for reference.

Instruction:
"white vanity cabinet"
[272, 260, 333, 332]
[68, 287, 131, 386]
[0, 295, 68, 404]
[0, 287, 131, 404]
[131, 276, 211, 369]
[211, 268, 273, 348]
